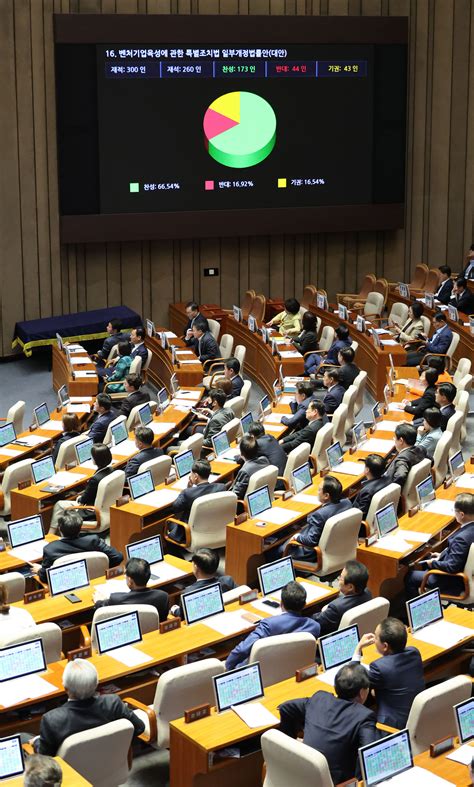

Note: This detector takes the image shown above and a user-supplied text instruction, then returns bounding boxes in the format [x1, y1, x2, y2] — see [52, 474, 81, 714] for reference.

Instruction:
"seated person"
[87, 393, 116, 443]
[49, 444, 116, 533]
[449, 276, 474, 314]
[424, 355, 452, 384]
[305, 324, 351, 376]
[353, 617, 424, 728]
[93, 557, 169, 622]
[435, 382, 457, 430]
[99, 341, 132, 391]
[402, 367, 439, 421]
[391, 301, 425, 345]
[405, 313, 453, 366]
[279, 476, 352, 561]
[405, 493, 474, 598]
[223, 358, 244, 397]
[0, 581, 35, 635]
[192, 318, 220, 364]
[95, 318, 127, 364]
[312, 560, 371, 635]
[337, 347, 360, 389]
[292, 310, 319, 359]
[462, 244, 474, 280]
[124, 426, 163, 479]
[248, 421, 287, 477]
[229, 435, 270, 500]
[32, 510, 123, 583]
[202, 388, 234, 447]
[266, 297, 302, 337]
[167, 459, 227, 541]
[118, 373, 150, 418]
[129, 327, 148, 367]
[280, 381, 315, 431]
[322, 368, 345, 415]
[434, 265, 454, 304]
[171, 547, 237, 618]
[36, 659, 144, 755]
[52, 413, 80, 465]
[225, 581, 320, 670]
[383, 424, 426, 487]
[281, 400, 328, 454]
[183, 301, 202, 346]
[351, 454, 388, 519]
[278, 662, 378, 785]
[23, 754, 63, 787]
[415, 407, 443, 460]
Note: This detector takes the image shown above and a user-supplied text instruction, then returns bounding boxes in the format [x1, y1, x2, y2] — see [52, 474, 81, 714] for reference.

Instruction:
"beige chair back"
[250, 294, 266, 323]
[420, 315, 431, 336]
[207, 318, 221, 342]
[129, 355, 142, 375]
[250, 633, 317, 688]
[341, 384, 357, 428]
[284, 443, 311, 486]
[177, 433, 204, 460]
[445, 411, 464, 456]
[0, 622, 62, 664]
[453, 358, 471, 387]
[454, 373, 472, 399]
[365, 484, 401, 535]
[234, 344, 246, 373]
[219, 334, 234, 359]
[358, 273, 376, 299]
[407, 676, 472, 756]
[301, 284, 318, 310]
[4, 401, 25, 435]
[353, 370, 367, 416]
[452, 543, 474, 604]
[142, 348, 152, 372]
[139, 455, 172, 485]
[444, 332, 460, 370]
[0, 458, 35, 516]
[53, 551, 110, 580]
[92, 469, 126, 532]
[311, 422, 333, 472]
[363, 291, 385, 318]
[103, 414, 127, 446]
[222, 417, 240, 444]
[319, 326, 335, 353]
[331, 404, 349, 447]
[57, 719, 134, 787]
[241, 289, 256, 320]
[107, 344, 119, 362]
[431, 431, 452, 488]
[225, 396, 245, 419]
[241, 380, 252, 410]
[389, 302, 409, 327]
[423, 267, 442, 293]
[55, 434, 89, 470]
[91, 604, 159, 651]
[187, 491, 238, 550]
[339, 597, 390, 637]
[0, 572, 25, 603]
[126, 400, 158, 431]
[374, 278, 389, 304]
[455, 390, 469, 442]
[222, 585, 251, 604]
[314, 508, 362, 576]
[262, 729, 333, 787]
[402, 458, 432, 510]
[410, 263, 429, 289]
[245, 465, 279, 501]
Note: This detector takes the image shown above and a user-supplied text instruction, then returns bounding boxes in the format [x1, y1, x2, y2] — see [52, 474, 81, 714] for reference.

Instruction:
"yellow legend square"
[277, 178, 287, 188]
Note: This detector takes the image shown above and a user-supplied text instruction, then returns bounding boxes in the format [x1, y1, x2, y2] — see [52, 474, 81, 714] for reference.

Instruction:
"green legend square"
[129, 182, 139, 193]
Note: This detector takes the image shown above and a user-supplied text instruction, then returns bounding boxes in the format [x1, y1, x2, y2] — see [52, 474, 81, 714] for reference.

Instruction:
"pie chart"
[203, 91, 277, 168]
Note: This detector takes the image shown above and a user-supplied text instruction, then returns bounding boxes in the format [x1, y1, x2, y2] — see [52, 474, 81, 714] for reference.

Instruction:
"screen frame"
[128, 469, 155, 500]
[174, 449, 194, 478]
[0, 422, 16, 447]
[31, 455, 55, 485]
[326, 441, 343, 468]
[291, 462, 313, 492]
[111, 420, 128, 445]
[406, 588, 443, 633]
[257, 555, 295, 597]
[7, 515, 45, 549]
[454, 697, 474, 744]
[374, 503, 398, 539]
[359, 728, 413, 787]
[47, 558, 90, 597]
[181, 581, 225, 626]
[34, 402, 50, 427]
[138, 403, 153, 426]
[211, 430, 230, 456]
[75, 437, 94, 466]
[247, 484, 272, 518]
[318, 623, 360, 672]
[0, 734, 25, 780]
[0, 638, 47, 683]
[95, 610, 143, 654]
[213, 661, 264, 713]
[126, 533, 164, 565]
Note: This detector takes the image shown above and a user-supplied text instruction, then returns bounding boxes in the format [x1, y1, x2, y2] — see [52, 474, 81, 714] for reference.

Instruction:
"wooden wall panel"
[1, 0, 473, 357]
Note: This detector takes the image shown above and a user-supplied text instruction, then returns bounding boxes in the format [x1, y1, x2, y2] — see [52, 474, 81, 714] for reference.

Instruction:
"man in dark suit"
[202, 388, 235, 447]
[32, 509, 123, 583]
[130, 327, 148, 367]
[351, 454, 389, 519]
[383, 423, 426, 487]
[37, 659, 144, 755]
[87, 393, 116, 443]
[171, 548, 237, 618]
[167, 459, 227, 543]
[281, 400, 328, 454]
[434, 265, 454, 304]
[223, 358, 244, 397]
[449, 277, 474, 315]
[406, 313, 453, 366]
[403, 367, 439, 421]
[405, 493, 474, 597]
[353, 617, 424, 728]
[280, 382, 315, 431]
[226, 581, 320, 670]
[183, 301, 202, 346]
[124, 426, 163, 480]
[192, 319, 220, 364]
[462, 245, 474, 280]
[51, 413, 80, 465]
[278, 662, 378, 785]
[229, 435, 270, 500]
[435, 382, 457, 430]
[93, 557, 169, 622]
[322, 368, 345, 415]
[338, 347, 360, 389]
[96, 318, 128, 363]
[248, 422, 287, 476]
[313, 560, 372, 635]
[119, 374, 150, 419]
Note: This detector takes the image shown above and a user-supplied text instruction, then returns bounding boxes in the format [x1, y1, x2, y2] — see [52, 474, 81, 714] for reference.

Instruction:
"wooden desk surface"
[52, 344, 98, 398]
[5, 757, 92, 786]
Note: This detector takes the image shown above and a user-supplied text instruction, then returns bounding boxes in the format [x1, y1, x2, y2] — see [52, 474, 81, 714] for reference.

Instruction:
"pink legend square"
[205, 180, 215, 191]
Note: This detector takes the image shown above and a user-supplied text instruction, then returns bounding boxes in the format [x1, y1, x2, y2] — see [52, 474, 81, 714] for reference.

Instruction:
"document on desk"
[231, 702, 279, 729]
[397, 529, 431, 543]
[446, 743, 474, 765]
[292, 493, 320, 505]
[35, 421, 62, 432]
[250, 599, 282, 616]
[149, 560, 188, 582]
[0, 675, 58, 707]
[164, 331, 177, 338]
[108, 646, 153, 667]
[455, 473, 474, 490]
[279, 395, 295, 405]
[203, 611, 253, 636]
[375, 420, 400, 432]
[68, 355, 90, 365]
[172, 473, 218, 490]
[359, 438, 395, 453]
[170, 401, 194, 410]
[66, 404, 90, 413]
[259, 507, 300, 525]
[73, 371, 97, 378]
[171, 389, 200, 400]
[111, 439, 137, 456]
[387, 402, 405, 412]
[94, 579, 129, 598]
[134, 489, 180, 508]
[381, 766, 454, 786]
[380, 339, 399, 346]
[422, 499, 455, 516]
[14, 435, 50, 447]
[299, 581, 333, 602]
[411, 620, 474, 649]
[0, 447, 24, 456]
[148, 422, 176, 435]
[373, 536, 412, 553]
[263, 413, 285, 424]
[179, 360, 199, 365]
[331, 461, 365, 476]
[69, 396, 93, 403]
[278, 351, 301, 358]
[48, 471, 87, 486]
[9, 539, 48, 562]
[264, 425, 284, 433]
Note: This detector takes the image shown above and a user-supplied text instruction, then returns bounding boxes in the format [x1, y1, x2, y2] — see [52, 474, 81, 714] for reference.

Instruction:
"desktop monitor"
[138, 403, 153, 426]
[58, 384, 70, 406]
[248, 315, 257, 333]
[374, 503, 398, 539]
[257, 557, 295, 598]
[46, 558, 90, 597]
[406, 588, 443, 633]
[416, 476, 436, 509]
[0, 638, 46, 683]
[291, 462, 313, 493]
[56, 332, 64, 351]
[31, 455, 55, 485]
[213, 662, 264, 713]
[34, 402, 50, 427]
[359, 729, 413, 787]
[338, 304, 348, 321]
[261, 327, 269, 344]
[372, 330, 381, 349]
[383, 383, 392, 406]
[448, 305, 459, 323]
[111, 420, 128, 446]
[259, 394, 271, 415]
[326, 441, 343, 469]
[232, 305, 242, 323]
[372, 402, 382, 423]
[318, 625, 360, 673]
[0, 422, 16, 448]
[145, 319, 155, 337]
[95, 610, 142, 654]
[356, 315, 366, 333]
[240, 412, 254, 435]
[211, 430, 230, 457]
[181, 582, 224, 626]
[7, 515, 44, 550]
[75, 437, 94, 466]
[278, 364, 285, 391]
[398, 283, 409, 299]
[352, 421, 367, 446]
[449, 451, 465, 479]
[170, 374, 179, 396]
[160, 332, 168, 350]
[0, 735, 25, 781]
[126, 534, 164, 566]
[454, 697, 474, 744]
[316, 293, 327, 311]
[158, 387, 169, 409]
[425, 292, 434, 309]
[129, 470, 155, 501]
[247, 485, 272, 519]
[174, 449, 194, 479]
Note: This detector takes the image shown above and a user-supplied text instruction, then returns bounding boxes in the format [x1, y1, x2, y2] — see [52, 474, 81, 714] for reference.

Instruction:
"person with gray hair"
[37, 659, 144, 756]
[23, 754, 62, 786]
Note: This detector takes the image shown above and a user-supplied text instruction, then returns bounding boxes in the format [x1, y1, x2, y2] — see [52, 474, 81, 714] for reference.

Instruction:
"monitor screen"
[56, 332, 64, 351]
[359, 730, 413, 786]
[31, 456, 55, 484]
[95, 610, 142, 654]
[138, 403, 153, 425]
[181, 582, 224, 625]
[158, 387, 169, 407]
[353, 422, 366, 444]
[47, 559, 90, 597]
[449, 451, 465, 479]
[291, 462, 312, 493]
[247, 485, 272, 518]
[257, 556, 295, 598]
[126, 534, 164, 565]
[240, 412, 254, 435]
[129, 470, 155, 500]
[111, 420, 128, 445]
[146, 318, 155, 337]
[372, 402, 381, 421]
[0, 735, 25, 780]
[7, 515, 44, 548]
[406, 588, 443, 633]
[58, 384, 70, 405]
[174, 449, 194, 478]
[338, 304, 348, 321]
[326, 441, 343, 469]
[416, 476, 435, 508]
[0, 422, 16, 448]
[212, 430, 230, 456]
[356, 315, 366, 332]
[0, 639, 46, 683]
[454, 697, 474, 744]
[75, 438, 94, 466]
[170, 374, 179, 395]
[259, 395, 270, 413]
[34, 402, 50, 427]
[374, 503, 398, 538]
[213, 662, 264, 713]
[248, 315, 257, 333]
[232, 306, 242, 323]
[319, 624, 360, 672]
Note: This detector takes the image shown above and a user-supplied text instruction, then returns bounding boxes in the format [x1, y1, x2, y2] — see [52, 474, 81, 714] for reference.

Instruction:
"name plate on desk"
[239, 589, 258, 605]
[281, 490, 293, 501]
[29, 424, 38, 432]
[295, 663, 318, 682]
[160, 618, 181, 634]
[165, 473, 177, 485]
[365, 534, 378, 548]
[18, 480, 32, 490]
[106, 566, 124, 580]
[67, 645, 92, 661]
[184, 703, 211, 723]
[336, 779, 358, 787]
[24, 589, 46, 604]
[430, 736, 455, 757]
[115, 495, 130, 507]
[65, 461, 77, 471]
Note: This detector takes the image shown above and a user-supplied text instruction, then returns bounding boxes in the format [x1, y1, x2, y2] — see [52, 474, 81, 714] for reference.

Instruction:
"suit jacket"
[383, 445, 426, 487]
[339, 363, 360, 390]
[352, 477, 391, 519]
[119, 390, 151, 418]
[403, 385, 437, 418]
[439, 403, 456, 431]
[280, 397, 315, 430]
[225, 611, 320, 671]
[52, 431, 80, 464]
[416, 426, 442, 460]
[297, 498, 352, 548]
[231, 456, 270, 499]
[38, 533, 123, 583]
[96, 586, 169, 622]
[230, 375, 244, 397]
[124, 446, 163, 479]
[364, 647, 424, 728]
[434, 278, 454, 304]
[281, 416, 328, 454]
[323, 384, 345, 415]
[398, 317, 424, 344]
[425, 325, 453, 355]
[326, 338, 351, 365]
[97, 332, 128, 360]
[88, 410, 116, 443]
[313, 588, 373, 635]
[450, 289, 474, 315]
[278, 691, 378, 784]
[292, 330, 319, 356]
[78, 466, 114, 506]
[184, 312, 202, 345]
[38, 693, 145, 756]
[462, 261, 474, 280]
[130, 343, 148, 366]
[255, 434, 287, 475]
[197, 332, 220, 363]
[171, 481, 227, 523]
[203, 407, 234, 446]
[431, 521, 474, 574]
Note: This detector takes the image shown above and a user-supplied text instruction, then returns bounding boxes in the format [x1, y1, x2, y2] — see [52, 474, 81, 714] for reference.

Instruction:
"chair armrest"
[360, 520, 371, 538]
[65, 505, 101, 527]
[79, 625, 91, 648]
[376, 722, 399, 734]
[276, 476, 290, 491]
[282, 539, 322, 570]
[191, 420, 208, 434]
[420, 352, 447, 365]
[0, 418, 6, 423]
[203, 357, 225, 373]
[103, 380, 125, 392]
[124, 697, 157, 744]
[420, 569, 469, 599]
[282, 537, 301, 554]
[164, 517, 191, 548]
[303, 350, 326, 359]
[308, 455, 318, 474]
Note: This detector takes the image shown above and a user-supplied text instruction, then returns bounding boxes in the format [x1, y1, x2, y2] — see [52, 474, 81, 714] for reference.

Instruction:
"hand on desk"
[29, 563, 41, 575]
